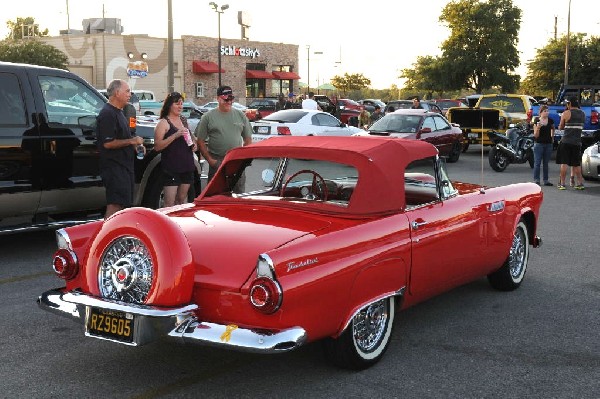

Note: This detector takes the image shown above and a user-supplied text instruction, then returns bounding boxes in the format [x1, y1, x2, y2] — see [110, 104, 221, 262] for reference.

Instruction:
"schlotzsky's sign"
[220, 45, 260, 59]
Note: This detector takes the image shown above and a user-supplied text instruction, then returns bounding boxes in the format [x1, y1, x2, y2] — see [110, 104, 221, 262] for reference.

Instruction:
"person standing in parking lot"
[532, 105, 554, 186]
[302, 92, 321, 110]
[195, 85, 252, 192]
[96, 79, 144, 219]
[370, 105, 383, 124]
[556, 96, 585, 190]
[284, 92, 296, 109]
[358, 106, 371, 130]
[154, 92, 198, 207]
[411, 97, 424, 109]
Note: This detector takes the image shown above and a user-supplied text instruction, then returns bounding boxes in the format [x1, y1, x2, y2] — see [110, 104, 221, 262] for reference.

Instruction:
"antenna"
[480, 111, 485, 193]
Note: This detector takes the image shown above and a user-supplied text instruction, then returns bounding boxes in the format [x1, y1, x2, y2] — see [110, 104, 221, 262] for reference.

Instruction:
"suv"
[0, 62, 202, 234]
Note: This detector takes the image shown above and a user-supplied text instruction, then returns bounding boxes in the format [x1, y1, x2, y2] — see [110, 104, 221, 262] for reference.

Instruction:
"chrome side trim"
[0, 219, 102, 236]
[169, 318, 307, 353]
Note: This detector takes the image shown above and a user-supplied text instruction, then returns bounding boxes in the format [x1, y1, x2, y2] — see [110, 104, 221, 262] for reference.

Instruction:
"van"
[132, 90, 155, 101]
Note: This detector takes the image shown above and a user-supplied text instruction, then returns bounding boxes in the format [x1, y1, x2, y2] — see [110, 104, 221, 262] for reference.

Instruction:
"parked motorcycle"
[487, 123, 534, 172]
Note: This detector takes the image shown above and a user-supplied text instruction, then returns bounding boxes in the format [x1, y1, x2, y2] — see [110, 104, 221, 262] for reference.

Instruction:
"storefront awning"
[272, 71, 301, 80]
[246, 70, 275, 79]
[193, 61, 224, 74]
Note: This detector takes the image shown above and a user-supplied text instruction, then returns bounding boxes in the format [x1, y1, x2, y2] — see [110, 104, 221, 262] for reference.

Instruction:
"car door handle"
[411, 220, 427, 230]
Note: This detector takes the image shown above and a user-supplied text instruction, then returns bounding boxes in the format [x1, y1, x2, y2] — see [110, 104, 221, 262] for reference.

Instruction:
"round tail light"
[52, 248, 79, 280]
[249, 277, 282, 314]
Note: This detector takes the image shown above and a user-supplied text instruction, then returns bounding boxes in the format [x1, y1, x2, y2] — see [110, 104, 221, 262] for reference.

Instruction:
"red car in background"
[337, 98, 362, 111]
[362, 109, 464, 162]
[244, 99, 277, 121]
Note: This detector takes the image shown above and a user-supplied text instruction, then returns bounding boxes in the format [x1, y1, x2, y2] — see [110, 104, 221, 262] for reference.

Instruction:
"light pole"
[307, 45, 310, 93]
[209, 2, 229, 87]
[564, 0, 572, 86]
[306, 46, 323, 93]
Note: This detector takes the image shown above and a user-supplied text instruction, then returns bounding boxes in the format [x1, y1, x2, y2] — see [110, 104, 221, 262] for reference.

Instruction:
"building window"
[195, 82, 205, 98]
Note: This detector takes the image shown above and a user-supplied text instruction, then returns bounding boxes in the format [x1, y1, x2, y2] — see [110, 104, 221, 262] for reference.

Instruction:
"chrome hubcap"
[99, 236, 153, 303]
[353, 299, 388, 352]
[509, 228, 526, 278]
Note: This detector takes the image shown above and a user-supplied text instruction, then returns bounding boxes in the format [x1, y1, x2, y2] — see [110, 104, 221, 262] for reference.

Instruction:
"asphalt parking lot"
[0, 146, 598, 399]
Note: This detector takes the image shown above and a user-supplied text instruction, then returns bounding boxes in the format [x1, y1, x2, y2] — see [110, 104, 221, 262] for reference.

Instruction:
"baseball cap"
[217, 85, 233, 96]
[288, 92, 295, 98]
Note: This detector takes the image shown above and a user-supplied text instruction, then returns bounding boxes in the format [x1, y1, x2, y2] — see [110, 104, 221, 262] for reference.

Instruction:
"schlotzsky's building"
[41, 20, 300, 105]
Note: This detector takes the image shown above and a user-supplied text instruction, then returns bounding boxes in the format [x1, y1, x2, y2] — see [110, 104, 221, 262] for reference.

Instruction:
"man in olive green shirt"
[195, 85, 252, 191]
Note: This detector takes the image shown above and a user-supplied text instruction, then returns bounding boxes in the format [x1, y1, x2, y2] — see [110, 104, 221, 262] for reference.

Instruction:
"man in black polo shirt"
[96, 79, 144, 218]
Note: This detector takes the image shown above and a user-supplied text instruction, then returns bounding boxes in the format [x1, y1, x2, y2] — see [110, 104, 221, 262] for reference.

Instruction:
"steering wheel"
[281, 170, 328, 201]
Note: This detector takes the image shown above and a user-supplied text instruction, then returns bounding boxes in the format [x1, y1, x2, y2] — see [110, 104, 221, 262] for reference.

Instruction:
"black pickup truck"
[0, 61, 202, 234]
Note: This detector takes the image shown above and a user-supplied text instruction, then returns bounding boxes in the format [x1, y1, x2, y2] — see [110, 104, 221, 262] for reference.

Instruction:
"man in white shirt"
[302, 92, 321, 110]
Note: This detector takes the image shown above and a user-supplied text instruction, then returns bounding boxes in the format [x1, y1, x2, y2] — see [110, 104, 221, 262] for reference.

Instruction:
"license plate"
[256, 126, 270, 134]
[86, 307, 134, 343]
[468, 133, 479, 139]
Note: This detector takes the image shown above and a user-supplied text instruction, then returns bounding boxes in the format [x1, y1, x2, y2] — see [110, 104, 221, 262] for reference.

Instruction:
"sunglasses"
[168, 91, 184, 101]
[220, 95, 234, 102]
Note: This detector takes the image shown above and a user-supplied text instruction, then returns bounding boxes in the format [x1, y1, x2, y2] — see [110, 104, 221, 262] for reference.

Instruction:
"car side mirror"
[419, 127, 432, 133]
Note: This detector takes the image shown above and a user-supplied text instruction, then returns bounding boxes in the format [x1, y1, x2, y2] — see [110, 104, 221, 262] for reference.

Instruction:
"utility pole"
[564, 0, 571, 86]
[167, 0, 174, 93]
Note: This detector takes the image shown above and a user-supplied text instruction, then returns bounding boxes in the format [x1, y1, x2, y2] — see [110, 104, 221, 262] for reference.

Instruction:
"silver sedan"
[251, 109, 362, 142]
[582, 141, 600, 180]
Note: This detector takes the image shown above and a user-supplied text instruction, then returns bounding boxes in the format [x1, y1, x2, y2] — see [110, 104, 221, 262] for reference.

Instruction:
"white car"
[198, 101, 247, 113]
[251, 109, 362, 142]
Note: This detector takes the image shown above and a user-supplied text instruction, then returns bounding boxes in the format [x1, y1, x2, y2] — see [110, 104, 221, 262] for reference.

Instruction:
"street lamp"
[209, 2, 229, 87]
[306, 45, 323, 93]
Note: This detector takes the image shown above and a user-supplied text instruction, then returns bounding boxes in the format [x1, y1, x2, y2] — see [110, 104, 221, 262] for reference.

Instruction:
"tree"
[331, 73, 371, 94]
[522, 34, 600, 98]
[438, 0, 521, 93]
[0, 39, 68, 69]
[5, 17, 48, 40]
[400, 56, 457, 98]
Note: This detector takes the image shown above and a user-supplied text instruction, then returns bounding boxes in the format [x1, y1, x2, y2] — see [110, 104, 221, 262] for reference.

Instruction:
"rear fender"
[335, 258, 408, 337]
[86, 207, 195, 306]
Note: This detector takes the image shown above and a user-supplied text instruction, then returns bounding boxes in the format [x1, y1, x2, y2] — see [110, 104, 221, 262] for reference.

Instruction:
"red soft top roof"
[199, 136, 439, 216]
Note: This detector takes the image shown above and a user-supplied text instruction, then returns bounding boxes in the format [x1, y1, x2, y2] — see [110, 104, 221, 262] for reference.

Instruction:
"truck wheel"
[489, 147, 509, 172]
[141, 170, 165, 209]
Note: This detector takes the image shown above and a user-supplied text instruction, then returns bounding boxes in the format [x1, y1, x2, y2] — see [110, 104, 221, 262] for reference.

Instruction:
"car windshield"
[369, 114, 422, 133]
[262, 110, 307, 123]
[478, 97, 525, 113]
[213, 157, 359, 207]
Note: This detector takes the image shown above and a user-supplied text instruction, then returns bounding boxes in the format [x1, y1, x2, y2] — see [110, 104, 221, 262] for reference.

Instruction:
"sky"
[2, 0, 600, 89]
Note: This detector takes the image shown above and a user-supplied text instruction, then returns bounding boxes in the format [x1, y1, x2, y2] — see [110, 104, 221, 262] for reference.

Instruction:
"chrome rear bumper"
[38, 288, 306, 353]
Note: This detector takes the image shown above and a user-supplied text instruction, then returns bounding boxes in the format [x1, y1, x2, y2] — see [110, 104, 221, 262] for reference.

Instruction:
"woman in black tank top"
[154, 92, 198, 206]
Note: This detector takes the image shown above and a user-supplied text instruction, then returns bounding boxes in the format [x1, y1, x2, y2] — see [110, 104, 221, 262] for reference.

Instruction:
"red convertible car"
[39, 136, 543, 370]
